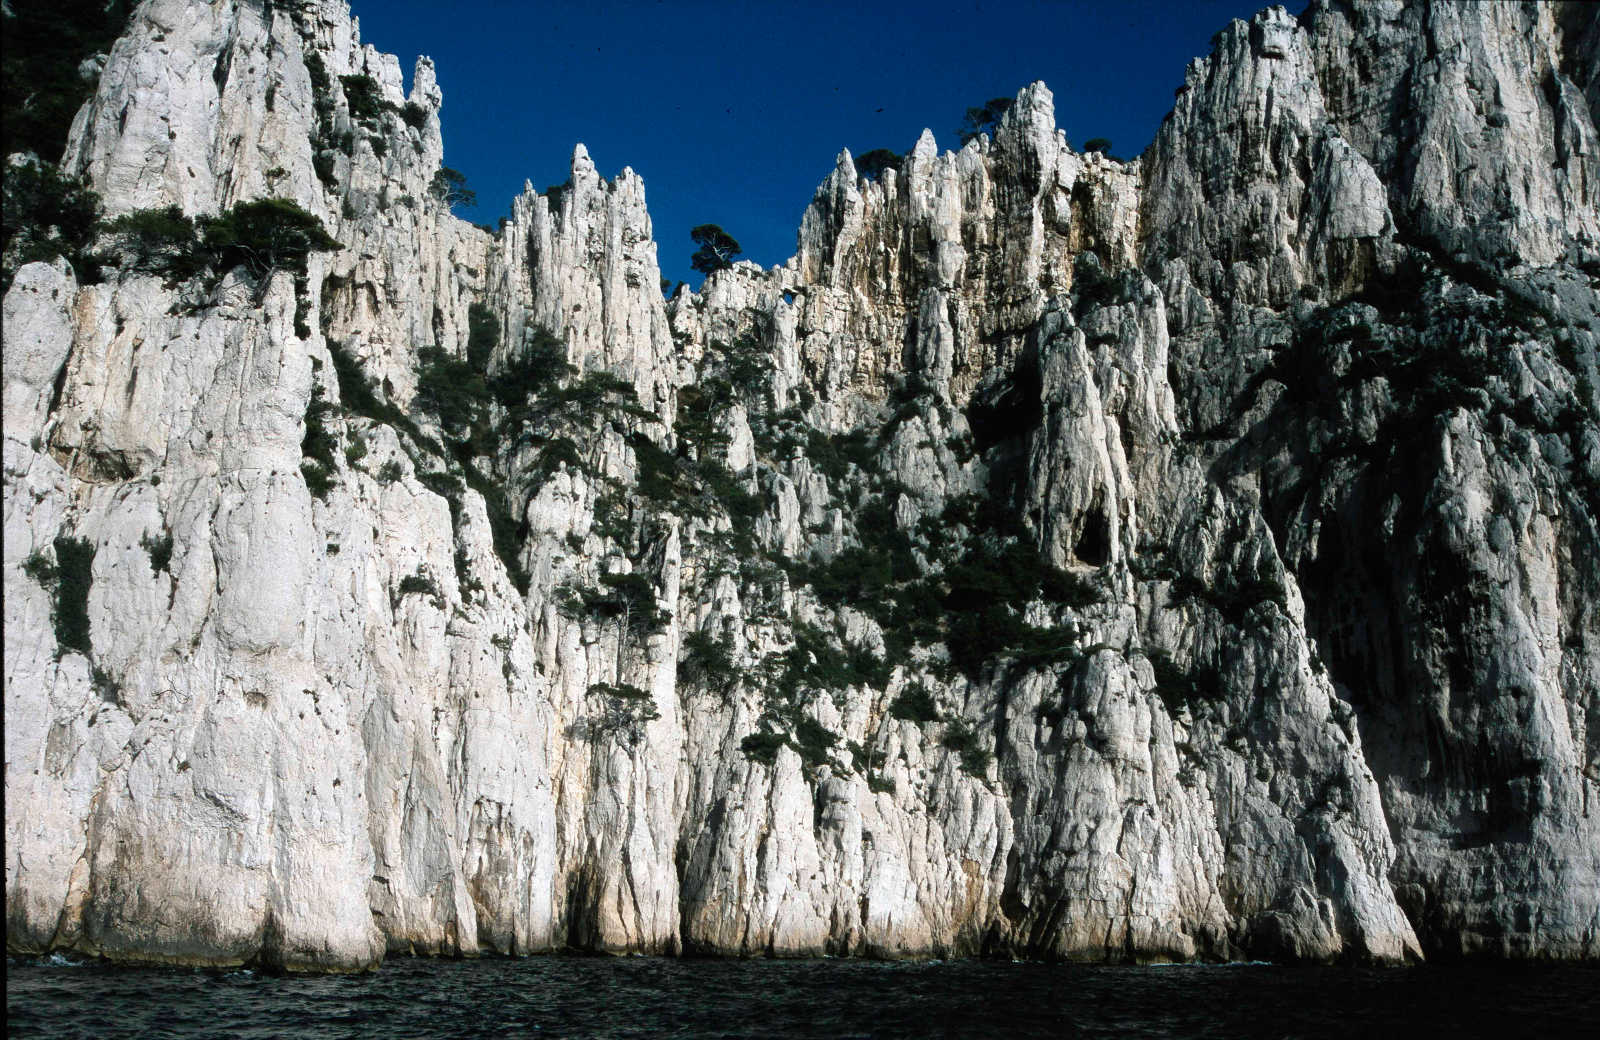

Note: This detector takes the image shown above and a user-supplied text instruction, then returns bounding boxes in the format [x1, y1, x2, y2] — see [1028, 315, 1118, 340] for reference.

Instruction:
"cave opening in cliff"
[1074, 508, 1110, 567]
[965, 344, 1043, 453]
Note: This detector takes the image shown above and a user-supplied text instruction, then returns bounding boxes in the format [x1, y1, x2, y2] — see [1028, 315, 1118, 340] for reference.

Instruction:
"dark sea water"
[7, 954, 1597, 1039]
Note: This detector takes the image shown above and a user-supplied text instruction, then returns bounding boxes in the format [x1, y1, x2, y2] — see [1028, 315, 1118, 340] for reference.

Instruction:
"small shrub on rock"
[940, 720, 992, 776]
[141, 530, 174, 575]
[889, 683, 940, 723]
[740, 728, 787, 766]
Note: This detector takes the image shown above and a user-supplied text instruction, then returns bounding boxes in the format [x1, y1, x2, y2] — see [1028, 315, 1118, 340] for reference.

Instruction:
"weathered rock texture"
[5, 0, 1597, 970]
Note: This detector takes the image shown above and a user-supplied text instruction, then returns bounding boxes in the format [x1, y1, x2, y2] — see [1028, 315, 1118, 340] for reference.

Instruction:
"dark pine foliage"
[141, 530, 174, 575]
[889, 683, 941, 724]
[854, 149, 902, 180]
[19, 534, 100, 656]
[689, 224, 741, 276]
[957, 97, 1014, 145]
[740, 728, 787, 765]
[681, 629, 738, 689]
[1, 161, 103, 291]
[301, 386, 339, 500]
[338, 74, 388, 124]
[101, 206, 205, 283]
[201, 198, 341, 281]
[430, 167, 476, 210]
[1, 0, 138, 160]
[49, 536, 97, 658]
[940, 720, 992, 776]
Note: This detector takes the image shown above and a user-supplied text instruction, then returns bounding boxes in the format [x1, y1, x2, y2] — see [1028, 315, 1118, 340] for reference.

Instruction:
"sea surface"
[7, 953, 1597, 1039]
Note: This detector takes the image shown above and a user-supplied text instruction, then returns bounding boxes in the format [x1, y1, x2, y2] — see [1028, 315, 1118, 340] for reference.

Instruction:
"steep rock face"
[1142, 5, 1396, 309]
[63, 0, 329, 217]
[5, 0, 1597, 971]
[788, 92, 1141, 415]
[1139, 2, 1600, 959]
[493, 146, 677, 413]
[1304, 0, 1600, 267]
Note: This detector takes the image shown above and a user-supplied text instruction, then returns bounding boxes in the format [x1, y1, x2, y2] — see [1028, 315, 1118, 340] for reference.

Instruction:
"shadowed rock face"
[4, 0, 1595, 971]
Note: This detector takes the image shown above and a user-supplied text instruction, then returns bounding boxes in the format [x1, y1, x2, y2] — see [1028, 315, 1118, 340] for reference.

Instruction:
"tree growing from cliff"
[854, 149, 902, 181]
[200, 198, 339, 281]
[429, 166, 476, 211]
[1, 0, 138, 159]
[689, 223, 741, 275]
[0, 157, 102, 291]
[102, 205, 204, 283]
[957, 97, 1014, 145]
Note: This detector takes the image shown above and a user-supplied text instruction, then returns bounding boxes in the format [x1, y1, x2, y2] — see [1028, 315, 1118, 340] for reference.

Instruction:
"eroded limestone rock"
[6, 0, 1596, 970]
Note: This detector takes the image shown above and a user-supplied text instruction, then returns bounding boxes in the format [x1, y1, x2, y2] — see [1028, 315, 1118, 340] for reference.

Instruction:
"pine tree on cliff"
[689, 223, 741, 275]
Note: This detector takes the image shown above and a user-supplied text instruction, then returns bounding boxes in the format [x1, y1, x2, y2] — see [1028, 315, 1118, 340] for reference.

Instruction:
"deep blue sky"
[354, 0, 1275, 287]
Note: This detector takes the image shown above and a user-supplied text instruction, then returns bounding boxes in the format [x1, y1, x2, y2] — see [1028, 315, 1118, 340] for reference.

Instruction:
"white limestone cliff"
[5, 0, 1596, 970]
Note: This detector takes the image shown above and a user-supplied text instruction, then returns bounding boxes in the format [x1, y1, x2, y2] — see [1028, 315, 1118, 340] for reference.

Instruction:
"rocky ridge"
[4, 0, 1597, 970]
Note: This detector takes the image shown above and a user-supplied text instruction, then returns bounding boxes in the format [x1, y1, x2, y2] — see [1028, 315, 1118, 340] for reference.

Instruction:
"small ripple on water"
[8, 954, 1600, 1039]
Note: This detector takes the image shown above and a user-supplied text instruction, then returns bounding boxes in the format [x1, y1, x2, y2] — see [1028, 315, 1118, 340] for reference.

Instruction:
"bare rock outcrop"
[5, 0, 1595, 970]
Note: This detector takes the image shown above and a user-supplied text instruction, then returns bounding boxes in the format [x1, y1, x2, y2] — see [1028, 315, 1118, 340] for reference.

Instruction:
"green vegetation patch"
[793, 716, 840, 769]
[51, 535, 96, 657]
[940, 719, 993, 776]
[415, 345, 490, 443]
[559, 571, 668, 634]
[1, 0, 137, 160]
[889, 683, 940, 723]
[335, 317, 581, 599]
[1168, 573, 1287, 627]
[587, 682, 661, 743]
[394, 567, 444, 611]
[739, 728, 787, 766]
[736, 619, 887, 771]
[25, 536, 98, 658]
[802, 428, 875, 483]
[1146, 649, 1223, 717]
[338, 74, 389, 125]
[430, 168, 476, 211]
[300, 385, 339, 500]
[141, 530, 174, 575]
[781, 476, 1103, 684]
[780, 620, 890, 694]
[681, 629, 737, 690]
[100, 205, 204, 284]
[73, 198, 339, 299]
[203, 198, 340, 282]
[854, 149, 902, 181]
[1, 161, 104, 291]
